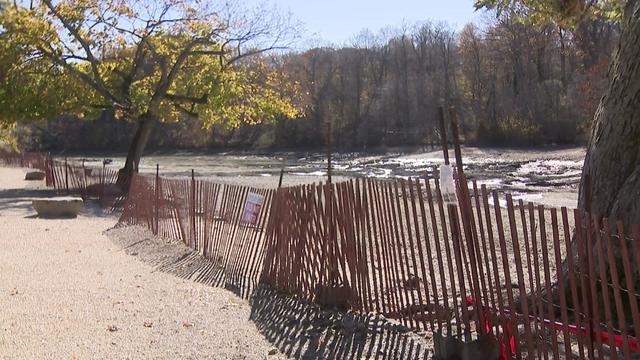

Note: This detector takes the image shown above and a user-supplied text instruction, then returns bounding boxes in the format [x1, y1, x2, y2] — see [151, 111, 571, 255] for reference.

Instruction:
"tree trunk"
[544, 0, 640, 326]
[559, 27, 567, 91]
[116, 113, 155, 189]
[578, 0, 640, 228]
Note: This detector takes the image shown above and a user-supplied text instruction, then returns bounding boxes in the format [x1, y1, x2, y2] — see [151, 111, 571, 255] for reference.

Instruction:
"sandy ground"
[105, 225, 433, 360]
[0, 163, 578, 359]
[0, 167, 285, 359]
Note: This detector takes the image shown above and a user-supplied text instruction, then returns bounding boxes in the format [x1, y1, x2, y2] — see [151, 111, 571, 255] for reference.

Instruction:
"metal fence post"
[155, 164, 159, 235]
[81, 159, 86, 200]
[100, 159, 106, 203]
[47, 153, 54, 187]
[191, 169, 197, 251]
[64, 157, 69, 193]
[438, 106, 450, 166]
[278, 159, 285, 188]
[449, 108, 464, 175]
[326, 120, 332, 184]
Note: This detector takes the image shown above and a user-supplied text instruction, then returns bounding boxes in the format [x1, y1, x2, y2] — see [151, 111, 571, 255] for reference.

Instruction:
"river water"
[69, 146, 585, 208]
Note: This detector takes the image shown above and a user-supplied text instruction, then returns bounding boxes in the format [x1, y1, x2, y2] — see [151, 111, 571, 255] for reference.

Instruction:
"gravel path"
[0, 167, 285, 359]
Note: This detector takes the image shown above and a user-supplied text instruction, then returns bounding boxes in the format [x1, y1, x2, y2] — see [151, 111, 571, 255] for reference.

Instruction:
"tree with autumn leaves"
[0, 0, 302, 184]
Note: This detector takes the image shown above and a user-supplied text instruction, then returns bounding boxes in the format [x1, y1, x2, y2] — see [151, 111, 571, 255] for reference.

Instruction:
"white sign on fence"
[242, 192, 265, 225]
[439, 164, 457, 204]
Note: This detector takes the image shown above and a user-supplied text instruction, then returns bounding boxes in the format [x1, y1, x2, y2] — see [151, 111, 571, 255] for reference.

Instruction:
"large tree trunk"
[116, 113, 155, 189]
[578, 0, 640, 228]
[545, 0, 640, 327]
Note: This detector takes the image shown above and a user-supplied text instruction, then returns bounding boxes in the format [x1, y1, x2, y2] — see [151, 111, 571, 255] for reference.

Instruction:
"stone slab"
[32, 197, 83, 218]
[25, 171, 46, 181]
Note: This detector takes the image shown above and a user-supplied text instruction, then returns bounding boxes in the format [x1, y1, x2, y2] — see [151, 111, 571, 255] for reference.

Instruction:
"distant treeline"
[21, 14, 617, 152]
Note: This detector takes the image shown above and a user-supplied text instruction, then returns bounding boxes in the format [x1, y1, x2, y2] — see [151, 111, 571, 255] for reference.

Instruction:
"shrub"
[475, 116, 543, 147]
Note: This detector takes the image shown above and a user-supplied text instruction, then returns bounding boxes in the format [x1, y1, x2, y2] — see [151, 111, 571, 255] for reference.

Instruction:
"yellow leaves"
[1, 5, 55, 45]
[114, 108, 126, 119]
[191, 60, 303, 129]
[1, 0, 301, 132]
[0, 123, 20, 152]
[475, 0, 624, 27]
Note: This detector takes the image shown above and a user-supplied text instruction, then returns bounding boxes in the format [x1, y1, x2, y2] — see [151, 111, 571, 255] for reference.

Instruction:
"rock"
[433, 332, 500, 360]
[32, 197, 83, 218]
[404, 274, 421, 290]
[340, 316, 356, 331]
[313, 284, 354, 311]
[24, 171, 46, 181]
[267, 348, 278, 356]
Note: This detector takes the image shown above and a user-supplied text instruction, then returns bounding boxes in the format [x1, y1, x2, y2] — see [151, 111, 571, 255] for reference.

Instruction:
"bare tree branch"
[41, 0, 121, 105]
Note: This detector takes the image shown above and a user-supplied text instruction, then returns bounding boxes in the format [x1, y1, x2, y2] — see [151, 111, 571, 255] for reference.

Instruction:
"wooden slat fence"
[5, 151, 640, 359]
[0, 151, 124, 208]
[120, 173, 275, 295]
[260, 177, 640, 359]
[47, 158, 122, 206]
[118, 167, 640, 359]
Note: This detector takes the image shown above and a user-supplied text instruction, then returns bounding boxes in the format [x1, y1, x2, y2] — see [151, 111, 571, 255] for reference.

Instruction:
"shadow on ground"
[251, 286, 431, 360]
[106, 225, 433, 359]
[0, 188, 61, 213]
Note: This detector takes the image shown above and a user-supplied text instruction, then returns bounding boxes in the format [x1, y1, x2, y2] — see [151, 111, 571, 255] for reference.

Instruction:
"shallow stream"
[68, 146, 585, 208]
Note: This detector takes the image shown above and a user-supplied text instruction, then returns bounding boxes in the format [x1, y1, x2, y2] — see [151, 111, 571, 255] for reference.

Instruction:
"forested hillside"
[19, 12, 617, 152]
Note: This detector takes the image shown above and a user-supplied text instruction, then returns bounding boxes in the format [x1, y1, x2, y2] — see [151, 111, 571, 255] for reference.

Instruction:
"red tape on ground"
[466, 296, 640, 354]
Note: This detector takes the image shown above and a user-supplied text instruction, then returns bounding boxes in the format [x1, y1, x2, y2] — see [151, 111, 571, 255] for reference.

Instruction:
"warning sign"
[242, 192, 265, 225]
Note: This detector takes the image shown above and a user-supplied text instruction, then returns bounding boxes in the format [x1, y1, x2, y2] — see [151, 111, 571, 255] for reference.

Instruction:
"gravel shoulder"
[0, 166, 285, 359]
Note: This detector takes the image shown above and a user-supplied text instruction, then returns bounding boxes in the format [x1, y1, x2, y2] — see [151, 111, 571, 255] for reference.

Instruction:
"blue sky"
[245, 0, 484, 46]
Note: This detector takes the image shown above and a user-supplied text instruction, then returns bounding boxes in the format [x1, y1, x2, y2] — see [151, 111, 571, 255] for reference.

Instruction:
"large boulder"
[32, 197, 83, 218]
[24, 171, 46, 181]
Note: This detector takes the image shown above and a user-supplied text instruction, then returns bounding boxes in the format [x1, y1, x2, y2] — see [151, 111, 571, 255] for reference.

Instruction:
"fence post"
[47, 153, 54, 188]
[81, 159, 86, 200]
[278, 159, 285, 188]
[64, 157, 69, 194]
[438, 106, 450, 165]
[326, 120, 332, 184]
[191, 169, 197, 251]
[100, 159, 106, 203]
[155, 164, 159, 235]
[449, 108, 465, 175]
